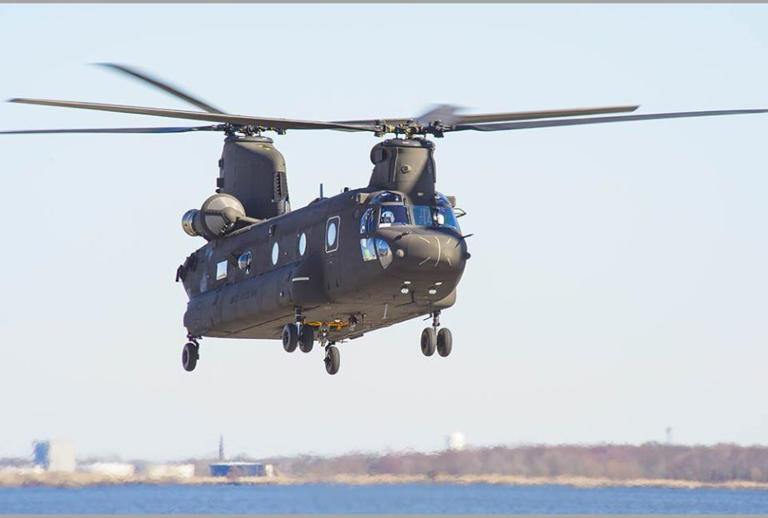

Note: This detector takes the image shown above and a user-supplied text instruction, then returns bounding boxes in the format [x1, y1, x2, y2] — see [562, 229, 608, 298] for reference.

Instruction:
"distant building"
[33, 440, 76, 472]
[78, 462, 136, 477]
[144, 464, 195, 479]
[446, 432, 466, 451]
[209, 462, 274, 477]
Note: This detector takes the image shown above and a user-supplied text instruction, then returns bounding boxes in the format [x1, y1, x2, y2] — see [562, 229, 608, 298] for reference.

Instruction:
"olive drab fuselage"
[177, 136, 469, 343]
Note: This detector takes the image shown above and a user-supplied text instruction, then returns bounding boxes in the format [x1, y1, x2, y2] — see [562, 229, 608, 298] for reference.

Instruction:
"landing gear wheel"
[421, 327, 436, 357]
[437, 328, 453, 357]
[324, 345, 340, 375]
[182, 342, 199, 372]
[299, 325, 315, 353]
[282, 324, 298, 352]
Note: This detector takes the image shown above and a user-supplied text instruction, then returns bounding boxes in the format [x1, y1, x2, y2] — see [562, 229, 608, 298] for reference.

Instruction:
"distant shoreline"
[3, 473, 768, 490]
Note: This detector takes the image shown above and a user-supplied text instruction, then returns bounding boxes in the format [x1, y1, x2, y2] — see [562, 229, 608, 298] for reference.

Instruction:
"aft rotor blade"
[332, 105, 640, 126]
[7, 98, 378, 132]
[455, 105, 639, 124]
[0, 125, 223, 135]
[96, 63, 225, 114]
[454, 109, 768, 132]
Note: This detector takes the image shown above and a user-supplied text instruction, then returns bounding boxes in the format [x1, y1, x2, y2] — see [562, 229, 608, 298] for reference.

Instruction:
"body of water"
[2, 483, 768, 514]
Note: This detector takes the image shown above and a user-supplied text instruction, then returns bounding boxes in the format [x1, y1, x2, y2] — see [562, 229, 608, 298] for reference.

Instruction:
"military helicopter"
[3, 64, 766, 375]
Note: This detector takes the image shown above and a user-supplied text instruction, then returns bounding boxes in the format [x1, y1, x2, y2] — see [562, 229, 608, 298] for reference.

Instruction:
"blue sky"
[1, 4, 767, 461]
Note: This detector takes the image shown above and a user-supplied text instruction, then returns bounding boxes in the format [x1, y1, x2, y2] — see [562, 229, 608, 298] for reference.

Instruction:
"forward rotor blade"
[332, 105, 640, 127]
[0, 125, 223, 135]
[96, 63, 225, 114]
[454, 109, 768, 132]
[7, 98, 378, 132]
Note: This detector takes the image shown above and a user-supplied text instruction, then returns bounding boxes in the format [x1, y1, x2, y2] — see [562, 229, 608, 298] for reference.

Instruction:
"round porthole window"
[327, 221, 337, 248]
[298, 232, 307, 256]
[237, 250, 252, 273]
[271, 242, 279, 265]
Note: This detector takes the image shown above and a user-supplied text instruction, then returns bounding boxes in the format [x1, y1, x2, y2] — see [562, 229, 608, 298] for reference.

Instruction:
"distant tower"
[445, 432, 466, 451]
[665, 427, 673, 443]
[218, 435, 225, 461]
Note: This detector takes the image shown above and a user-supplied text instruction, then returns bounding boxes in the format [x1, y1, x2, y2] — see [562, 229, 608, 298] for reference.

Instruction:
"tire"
[299, 325, 315, 353]
[437, 328, 453, 357]
[182, 342, 198, 372]
[421, 327, 436, 357]
[324, 345, 340, 375]
[282, 324, 298, 352]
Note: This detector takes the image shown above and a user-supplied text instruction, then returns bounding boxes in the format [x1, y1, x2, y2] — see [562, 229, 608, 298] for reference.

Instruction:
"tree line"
[261, 443, 768, 482]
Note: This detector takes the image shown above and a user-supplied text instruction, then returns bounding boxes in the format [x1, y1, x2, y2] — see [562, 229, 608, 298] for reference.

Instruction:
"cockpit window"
[412, 205, 460, 231]
[378, 205, 410, 227]
[371, 191, 403, 204]
[360, 208, 374, 234]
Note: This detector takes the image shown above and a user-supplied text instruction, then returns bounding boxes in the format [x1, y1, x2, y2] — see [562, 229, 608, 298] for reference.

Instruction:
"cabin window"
[216, 260, 228, 280]
[298, 232, 307, 256]
[326, 216, 340, 252]
[237, 251, 252, 273]
[271, 242, 279, 265]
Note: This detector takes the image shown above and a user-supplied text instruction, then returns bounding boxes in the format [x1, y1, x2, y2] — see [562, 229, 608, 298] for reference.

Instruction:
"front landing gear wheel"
[421, 328, 436, 357]
[437, 328, 453, 357]
[299, 325, 314, 353]
[182, 342, 199, 372]
[324, 345, 340, 375]
[282, 324, 298, 352]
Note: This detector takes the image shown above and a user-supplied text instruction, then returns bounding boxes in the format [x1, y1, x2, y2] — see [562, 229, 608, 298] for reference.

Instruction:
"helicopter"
[2, 64, 766, 375]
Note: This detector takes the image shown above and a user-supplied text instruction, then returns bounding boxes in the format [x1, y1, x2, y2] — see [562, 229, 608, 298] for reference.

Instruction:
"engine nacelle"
[181, 193, 248, 241]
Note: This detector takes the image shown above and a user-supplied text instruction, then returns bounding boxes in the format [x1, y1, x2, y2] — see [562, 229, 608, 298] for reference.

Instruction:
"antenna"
[320, 183, 324, 199]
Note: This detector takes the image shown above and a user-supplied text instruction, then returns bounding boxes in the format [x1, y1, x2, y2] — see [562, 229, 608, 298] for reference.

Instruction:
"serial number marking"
[230, 290, 258, 304]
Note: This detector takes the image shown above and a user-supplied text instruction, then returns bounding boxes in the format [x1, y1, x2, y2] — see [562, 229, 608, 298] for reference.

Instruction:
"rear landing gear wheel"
[437, 328, 453, 357]
[182, 342, 199, 372]
[324, 345, 340, 375]
[421, 327, 436, 357]
[282, 324, 298, 352]
[299, 325, 314, 353]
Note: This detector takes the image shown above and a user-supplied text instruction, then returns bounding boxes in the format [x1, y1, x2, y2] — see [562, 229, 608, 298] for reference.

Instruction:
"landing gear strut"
[182, 336, 200, 372]
[421, 310, 452, 358]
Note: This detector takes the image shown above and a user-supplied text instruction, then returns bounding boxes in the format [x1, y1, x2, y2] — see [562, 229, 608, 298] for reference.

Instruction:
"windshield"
[412, 205, 460, 231]
[378, 205, 410, 227]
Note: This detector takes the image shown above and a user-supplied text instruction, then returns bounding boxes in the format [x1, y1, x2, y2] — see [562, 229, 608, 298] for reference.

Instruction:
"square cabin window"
[216, 260, 228, 280]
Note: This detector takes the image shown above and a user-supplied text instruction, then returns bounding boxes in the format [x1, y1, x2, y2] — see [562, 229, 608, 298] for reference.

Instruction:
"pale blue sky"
[1, 4, 767, 461]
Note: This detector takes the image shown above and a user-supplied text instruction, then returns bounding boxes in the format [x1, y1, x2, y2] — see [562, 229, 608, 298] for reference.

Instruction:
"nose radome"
[387, 231, 467, 272]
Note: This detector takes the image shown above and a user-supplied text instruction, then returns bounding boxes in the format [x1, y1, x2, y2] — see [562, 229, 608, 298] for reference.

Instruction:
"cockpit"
[359, 191, 463, 269]
[361, 191, 461, 233]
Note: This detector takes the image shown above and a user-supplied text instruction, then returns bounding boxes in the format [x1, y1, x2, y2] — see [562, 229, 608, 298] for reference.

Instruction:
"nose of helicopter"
[377, 228, 469, 279]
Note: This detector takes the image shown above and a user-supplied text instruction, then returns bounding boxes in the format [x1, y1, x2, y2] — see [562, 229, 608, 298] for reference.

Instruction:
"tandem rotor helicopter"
[3, 64, 766, 375]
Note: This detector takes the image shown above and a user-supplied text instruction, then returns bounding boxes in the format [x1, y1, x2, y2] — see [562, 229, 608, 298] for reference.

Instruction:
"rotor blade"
[453, 109, 768, 132]
[455, 105, 639, 124]
[7, 98, 378, 132]
[96, 63, 225, 114]
[0, 125, 223, 135]
[332, 105, 640, 127]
